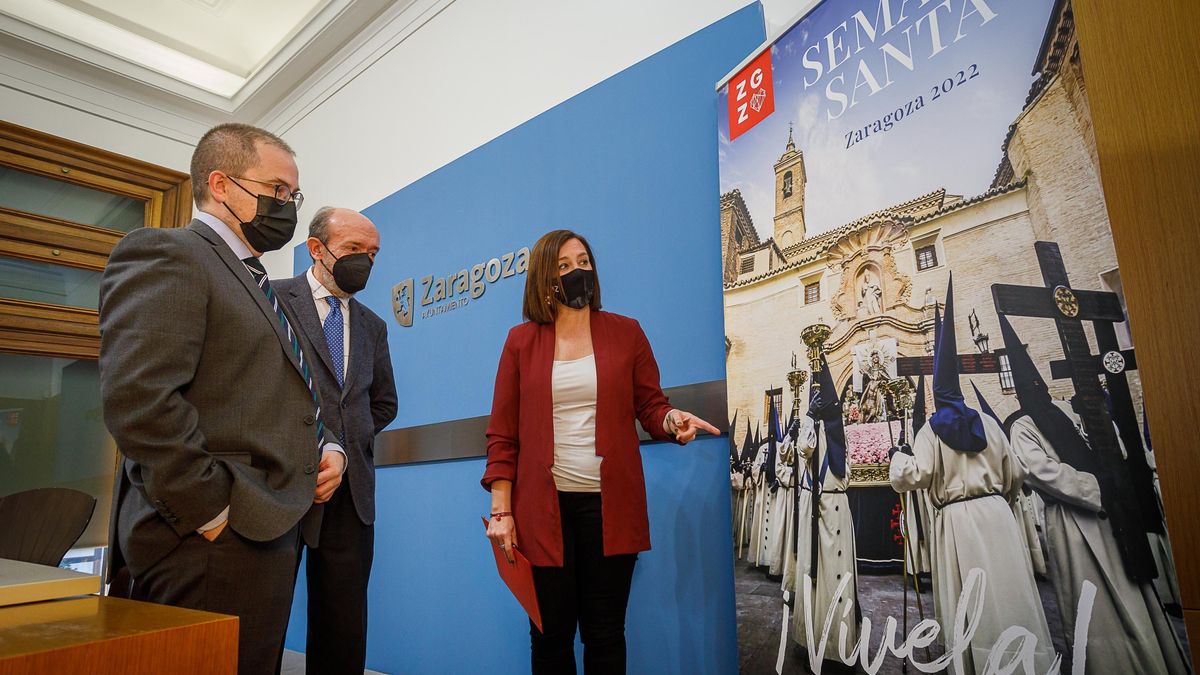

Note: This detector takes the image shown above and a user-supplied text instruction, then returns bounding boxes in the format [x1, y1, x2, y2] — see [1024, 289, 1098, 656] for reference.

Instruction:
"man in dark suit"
[275, 207, 397, 674]
[99, 123, 345, 675]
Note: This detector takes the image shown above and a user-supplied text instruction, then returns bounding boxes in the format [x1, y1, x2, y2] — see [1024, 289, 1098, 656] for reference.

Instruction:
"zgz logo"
[728, 49, 774, 141]
[392, 247, 530, 328]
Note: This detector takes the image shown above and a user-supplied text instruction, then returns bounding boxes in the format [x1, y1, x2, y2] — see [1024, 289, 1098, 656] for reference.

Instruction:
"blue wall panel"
[287, 5, 764, 672]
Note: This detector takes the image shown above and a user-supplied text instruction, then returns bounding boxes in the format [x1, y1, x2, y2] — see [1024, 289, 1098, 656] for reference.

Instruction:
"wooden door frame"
[0, 121, 191, 359]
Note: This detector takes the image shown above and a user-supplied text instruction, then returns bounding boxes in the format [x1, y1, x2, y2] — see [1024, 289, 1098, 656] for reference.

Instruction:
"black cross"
[1047, 325, 1162, 539]
[992, 241, 1160, 582]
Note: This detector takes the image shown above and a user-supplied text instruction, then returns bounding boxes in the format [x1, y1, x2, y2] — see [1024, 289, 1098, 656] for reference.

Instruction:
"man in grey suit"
[275, 207, 397, 674]
[99, 123, 345, 675]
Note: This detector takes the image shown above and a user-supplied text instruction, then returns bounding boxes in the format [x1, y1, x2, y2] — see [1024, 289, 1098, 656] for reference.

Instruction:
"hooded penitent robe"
[1010, 403, 1187, 675]
[790, 355, 858, 662]
[748, 439, 774, 567]
[972, 379, 1047, 577]
[890, 276, 1055, 674]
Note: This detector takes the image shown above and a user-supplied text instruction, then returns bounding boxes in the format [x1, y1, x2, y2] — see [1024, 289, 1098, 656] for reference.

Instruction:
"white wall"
[3, 0, 813, 276]
[0, 83, 193, 172]
[260, 0, 804, 277]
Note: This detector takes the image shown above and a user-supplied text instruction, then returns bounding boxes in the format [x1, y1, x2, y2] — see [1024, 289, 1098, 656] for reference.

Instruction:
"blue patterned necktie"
[323, 296, 345, 388]
[242, 257, 324, 453]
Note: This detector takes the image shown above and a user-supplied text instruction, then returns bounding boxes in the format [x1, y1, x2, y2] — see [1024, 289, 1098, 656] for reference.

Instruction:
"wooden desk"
[0, 595, 237, 675]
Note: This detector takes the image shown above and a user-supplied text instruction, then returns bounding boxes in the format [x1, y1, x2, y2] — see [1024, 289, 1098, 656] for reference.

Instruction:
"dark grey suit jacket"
[274, 273, 397, 528]
[99, 220, 336, 578]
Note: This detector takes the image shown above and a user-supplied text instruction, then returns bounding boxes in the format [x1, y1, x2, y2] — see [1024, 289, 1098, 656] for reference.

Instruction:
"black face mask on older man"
[320, 241, 374, 294]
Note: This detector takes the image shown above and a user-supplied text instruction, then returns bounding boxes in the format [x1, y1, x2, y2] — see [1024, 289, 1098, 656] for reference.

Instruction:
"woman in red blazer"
[482, 229, 718, 674]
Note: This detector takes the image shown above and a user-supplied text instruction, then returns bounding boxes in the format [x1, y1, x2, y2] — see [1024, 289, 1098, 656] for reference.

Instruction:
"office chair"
[0, 487, 97, 566]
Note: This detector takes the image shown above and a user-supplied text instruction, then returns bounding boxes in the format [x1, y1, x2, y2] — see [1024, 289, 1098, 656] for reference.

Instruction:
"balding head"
[305, 207, 381, 297]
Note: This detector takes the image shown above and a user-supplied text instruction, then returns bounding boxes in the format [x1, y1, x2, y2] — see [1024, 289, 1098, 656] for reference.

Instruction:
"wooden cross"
[896, 352, 1000, 377]
[992, 241, 1159, 582]
[894, 321, 1002, 421]
[1047, 334, 1161, 539]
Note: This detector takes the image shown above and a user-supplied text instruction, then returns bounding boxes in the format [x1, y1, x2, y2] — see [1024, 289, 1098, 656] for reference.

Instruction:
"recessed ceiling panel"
[1, 0, 332, 97]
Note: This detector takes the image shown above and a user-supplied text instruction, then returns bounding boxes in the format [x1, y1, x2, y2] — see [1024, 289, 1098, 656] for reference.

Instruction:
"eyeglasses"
[229, 176, 304, 210]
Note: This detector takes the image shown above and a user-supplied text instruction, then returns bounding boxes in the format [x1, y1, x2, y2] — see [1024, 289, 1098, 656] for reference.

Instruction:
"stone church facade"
[720, 0, 1140, 452]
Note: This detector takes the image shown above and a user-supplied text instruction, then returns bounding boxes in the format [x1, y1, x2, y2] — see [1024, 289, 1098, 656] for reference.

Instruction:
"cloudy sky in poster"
[718, 0, 1057, 242]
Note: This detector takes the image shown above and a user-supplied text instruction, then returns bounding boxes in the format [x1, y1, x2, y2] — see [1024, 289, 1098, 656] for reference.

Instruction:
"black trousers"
[130, 524, 300, 675]
[530, 491, 637, 675]
[303, 481, 374, 675]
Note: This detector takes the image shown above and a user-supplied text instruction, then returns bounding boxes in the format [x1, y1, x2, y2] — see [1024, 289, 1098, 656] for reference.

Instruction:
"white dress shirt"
[306, 267, 351, 372]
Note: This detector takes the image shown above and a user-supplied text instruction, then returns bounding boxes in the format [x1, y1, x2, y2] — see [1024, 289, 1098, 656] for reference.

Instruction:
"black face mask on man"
[224, 178, 298, 253]
[318, 241, 374, 294]
[556, 268, 595, 309]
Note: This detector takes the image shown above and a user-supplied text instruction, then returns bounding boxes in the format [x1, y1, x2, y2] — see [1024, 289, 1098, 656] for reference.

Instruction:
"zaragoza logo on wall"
[392, 246, 530, 328]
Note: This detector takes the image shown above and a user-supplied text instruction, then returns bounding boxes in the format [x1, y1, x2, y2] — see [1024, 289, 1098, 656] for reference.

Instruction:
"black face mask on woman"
[556, 268, 595, 309]
[320, 241, 373, 294]
[224, 179, 298, 253]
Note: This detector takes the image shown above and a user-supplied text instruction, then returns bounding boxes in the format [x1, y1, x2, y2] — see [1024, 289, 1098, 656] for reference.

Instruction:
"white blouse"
[550, 354, 601, 492]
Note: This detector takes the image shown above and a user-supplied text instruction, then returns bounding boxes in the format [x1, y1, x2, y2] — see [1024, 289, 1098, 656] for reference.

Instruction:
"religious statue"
[857, 351, 889, 423]
[852, 332, 898, 394]
[859, 272, 883, 316]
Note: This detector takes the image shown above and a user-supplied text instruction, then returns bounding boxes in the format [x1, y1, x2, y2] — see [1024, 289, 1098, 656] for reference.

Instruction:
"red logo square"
[728, 50, 774, 141]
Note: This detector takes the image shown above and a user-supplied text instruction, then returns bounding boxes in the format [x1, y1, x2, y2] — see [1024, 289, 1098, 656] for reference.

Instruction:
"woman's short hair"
[523, 229, 601, 324]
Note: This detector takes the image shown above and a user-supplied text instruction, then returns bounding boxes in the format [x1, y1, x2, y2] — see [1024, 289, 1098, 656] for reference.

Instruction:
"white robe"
[747, 443, 774, 567]
[1010, 402, 1188, 675]
[890, 416, 1055, 675]
[790, 418, 858, 660]
[768, 435, 797, 578]
[731, 467, 751, 557]
[1013, 487, 1048, 576]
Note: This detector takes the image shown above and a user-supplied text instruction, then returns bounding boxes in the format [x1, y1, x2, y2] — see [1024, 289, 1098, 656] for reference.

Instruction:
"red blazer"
[481, 310, 677, 567]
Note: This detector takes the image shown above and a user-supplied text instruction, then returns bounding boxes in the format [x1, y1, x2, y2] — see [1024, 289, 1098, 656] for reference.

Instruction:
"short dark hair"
[523, 230, 601, 324]
[190, 123, 294, 205]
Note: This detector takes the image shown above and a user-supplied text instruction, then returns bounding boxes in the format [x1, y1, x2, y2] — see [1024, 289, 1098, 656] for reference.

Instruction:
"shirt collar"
[195, 210, 253, 261]
[306, 266, 344, 305]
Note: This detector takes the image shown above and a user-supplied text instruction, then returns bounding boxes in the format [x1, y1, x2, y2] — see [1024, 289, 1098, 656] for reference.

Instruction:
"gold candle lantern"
[800, 323, 832, 388]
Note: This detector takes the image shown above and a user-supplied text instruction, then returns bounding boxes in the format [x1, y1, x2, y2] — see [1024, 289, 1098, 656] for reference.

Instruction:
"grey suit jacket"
[274, 273, 397, 527]
[99, 220, 335, 578]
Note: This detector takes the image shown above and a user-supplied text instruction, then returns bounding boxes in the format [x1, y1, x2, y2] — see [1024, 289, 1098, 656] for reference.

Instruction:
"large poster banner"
[717, 1, 1191, 673]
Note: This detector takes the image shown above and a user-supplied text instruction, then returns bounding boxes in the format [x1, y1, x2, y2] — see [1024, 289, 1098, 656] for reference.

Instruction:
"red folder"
[482, 517, 543, 632]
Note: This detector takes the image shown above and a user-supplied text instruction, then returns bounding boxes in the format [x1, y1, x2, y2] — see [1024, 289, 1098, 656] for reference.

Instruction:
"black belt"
[933, 492, 1002, 510]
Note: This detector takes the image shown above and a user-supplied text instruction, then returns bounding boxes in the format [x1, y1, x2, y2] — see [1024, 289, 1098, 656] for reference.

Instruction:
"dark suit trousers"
[304, 481, 374, 674]
[129, 525, 300, 675]
[530, 492, 637, 675]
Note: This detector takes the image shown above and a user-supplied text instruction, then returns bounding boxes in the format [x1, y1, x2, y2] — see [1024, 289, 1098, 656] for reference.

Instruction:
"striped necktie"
[243, 257, 325, 452]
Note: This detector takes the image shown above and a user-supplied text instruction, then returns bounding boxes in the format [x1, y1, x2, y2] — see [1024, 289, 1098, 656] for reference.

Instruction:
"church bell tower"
[773, 125, 806, 248]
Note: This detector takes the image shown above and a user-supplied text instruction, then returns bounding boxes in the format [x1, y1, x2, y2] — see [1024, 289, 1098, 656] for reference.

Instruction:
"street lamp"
[972, 331, 990, 353]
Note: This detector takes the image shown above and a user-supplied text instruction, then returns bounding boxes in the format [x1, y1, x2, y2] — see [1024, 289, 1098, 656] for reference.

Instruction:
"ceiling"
[0, 0, 406, 114]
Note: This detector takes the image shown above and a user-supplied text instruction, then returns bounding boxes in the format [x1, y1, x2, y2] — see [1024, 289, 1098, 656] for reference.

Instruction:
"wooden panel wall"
[1073, 0, 1200, 665]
